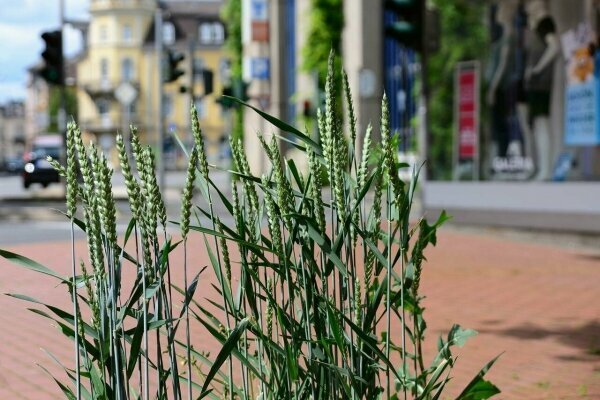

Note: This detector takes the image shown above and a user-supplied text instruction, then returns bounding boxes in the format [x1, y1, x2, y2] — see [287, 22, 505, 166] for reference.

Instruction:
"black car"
[3, 157, 24, 174]
[22, 136, 63, 189]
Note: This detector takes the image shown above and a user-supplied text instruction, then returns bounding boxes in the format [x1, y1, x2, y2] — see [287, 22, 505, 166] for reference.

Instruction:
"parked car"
[22, 135, 63, 189]
[3, 157, 24, 174]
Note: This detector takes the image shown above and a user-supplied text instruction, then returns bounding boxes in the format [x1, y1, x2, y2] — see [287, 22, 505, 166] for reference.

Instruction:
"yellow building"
[76, 0, 227, 167]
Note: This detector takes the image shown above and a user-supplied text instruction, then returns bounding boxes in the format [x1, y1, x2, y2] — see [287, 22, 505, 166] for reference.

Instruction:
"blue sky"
[0, 0, 89, 102]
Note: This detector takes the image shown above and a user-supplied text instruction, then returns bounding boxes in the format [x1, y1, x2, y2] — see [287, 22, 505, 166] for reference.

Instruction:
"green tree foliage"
[221, 0, 244, 140]
[428, 0, 488, 180]
[48, 86, 77, 133]
[302, 0, 344, 90]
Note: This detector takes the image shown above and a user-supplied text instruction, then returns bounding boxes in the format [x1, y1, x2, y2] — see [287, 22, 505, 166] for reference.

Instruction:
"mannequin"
[518, 0, 560, 180]
[487, 1, 519, 160]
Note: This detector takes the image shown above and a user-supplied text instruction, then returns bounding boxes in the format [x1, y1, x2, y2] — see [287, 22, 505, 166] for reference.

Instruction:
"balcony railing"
[81, 114, 142, 134]
[82, 80, 139, 98]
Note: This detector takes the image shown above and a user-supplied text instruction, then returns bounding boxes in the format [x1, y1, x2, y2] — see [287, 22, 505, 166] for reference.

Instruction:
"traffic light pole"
[155, 7, 165, 189]
[59, 0, 67, 164]
[420, 6, 430, 183]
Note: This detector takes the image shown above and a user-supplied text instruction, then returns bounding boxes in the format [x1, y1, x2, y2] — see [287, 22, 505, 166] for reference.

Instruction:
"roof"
[143, 0, 224, 45]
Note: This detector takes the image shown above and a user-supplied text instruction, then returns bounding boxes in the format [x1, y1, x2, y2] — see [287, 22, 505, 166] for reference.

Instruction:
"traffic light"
[40, 30, 63, 85]
[384, 0, 424, 52]
[303, 100, 311, 118]
[217, 78, 249, 109]
[232, 78, 249, 102]
[164, 49, 185, 83]
[202, 69, 213, 96]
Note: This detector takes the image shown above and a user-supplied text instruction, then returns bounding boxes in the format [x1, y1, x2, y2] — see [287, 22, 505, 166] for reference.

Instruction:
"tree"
[428, 0, 488, 180]
[48, 85, 77, 133]
[302, 0, 344, 90]
[221, 0, 244, 141]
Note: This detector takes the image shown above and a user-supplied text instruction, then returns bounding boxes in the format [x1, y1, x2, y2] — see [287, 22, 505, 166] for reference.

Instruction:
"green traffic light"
[386, 0, 417, 8]
[40, 30, 63, 85]
[164, 49, 186, 83]
[384, 0, 423, 51]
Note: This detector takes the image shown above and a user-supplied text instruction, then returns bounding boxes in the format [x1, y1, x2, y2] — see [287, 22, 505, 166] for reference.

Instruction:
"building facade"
[25, 65, 51, 142]
[424, 0, 600, 232]
[0, 101, 26, 165]
[76, 0, 226, 166]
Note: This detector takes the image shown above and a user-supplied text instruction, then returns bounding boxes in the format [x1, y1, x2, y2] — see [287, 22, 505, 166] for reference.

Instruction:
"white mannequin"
[487, 2, 517, 108]
[487, 1, 518, 164]
[518, 0, 560, 180]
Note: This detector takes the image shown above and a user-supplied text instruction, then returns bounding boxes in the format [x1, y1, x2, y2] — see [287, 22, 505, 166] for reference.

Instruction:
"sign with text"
[250, 57, 270, 80]
[252, 21, 269, 42]
[562, 24, 600, 145]
[250, 0, 268, 20]
[455, 62, 480, 162]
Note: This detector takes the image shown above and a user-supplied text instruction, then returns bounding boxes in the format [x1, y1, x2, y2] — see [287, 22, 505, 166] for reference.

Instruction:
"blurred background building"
[75, 0, 226, 167]
[0, 101, 26, 167]
[5, 0, 600, 231]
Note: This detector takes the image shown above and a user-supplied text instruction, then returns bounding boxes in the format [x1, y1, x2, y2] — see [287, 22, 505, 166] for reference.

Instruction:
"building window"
[123, 24, 132, 42]
[194, 97, 206, 119]
[193, 57, 204, 80]
[163, 94, 173, 117]
[199, 22, 224, 45]
[99, 25, 107, 42]
[163, 22, 175, 45]
[121, 58, 133, 81]
[214, 23, 224, 43]
[219, 58, 231, 82]
[100, 58, 109, 81]
[96, 98, 109, 115]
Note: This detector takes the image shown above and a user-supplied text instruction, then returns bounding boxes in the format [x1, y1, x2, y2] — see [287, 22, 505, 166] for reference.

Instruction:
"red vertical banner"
[454, 62, 480, 179]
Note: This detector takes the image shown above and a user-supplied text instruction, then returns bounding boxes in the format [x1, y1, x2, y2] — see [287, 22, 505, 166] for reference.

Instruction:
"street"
[0, 170, 231, 245]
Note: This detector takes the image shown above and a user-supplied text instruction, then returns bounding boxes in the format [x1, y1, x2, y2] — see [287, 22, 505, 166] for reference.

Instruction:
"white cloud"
[0, 0, 90, 103]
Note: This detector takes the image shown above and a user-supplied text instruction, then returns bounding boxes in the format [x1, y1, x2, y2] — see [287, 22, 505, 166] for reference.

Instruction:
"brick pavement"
[0, 228, 598, 399]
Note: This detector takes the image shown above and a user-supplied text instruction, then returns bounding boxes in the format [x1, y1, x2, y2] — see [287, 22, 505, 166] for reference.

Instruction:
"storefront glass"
[433, 0, 599, 182]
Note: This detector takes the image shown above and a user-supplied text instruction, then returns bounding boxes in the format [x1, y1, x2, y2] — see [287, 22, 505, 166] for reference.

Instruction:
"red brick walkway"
[0, 229, 598, 399]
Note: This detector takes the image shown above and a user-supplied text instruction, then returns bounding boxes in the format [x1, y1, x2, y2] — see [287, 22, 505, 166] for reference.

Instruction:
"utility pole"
[155, 6, 165, 189]
[59, 0, 67, 166]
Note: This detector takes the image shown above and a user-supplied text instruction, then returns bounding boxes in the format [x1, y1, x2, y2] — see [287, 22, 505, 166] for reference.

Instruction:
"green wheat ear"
[116, 132, 142, 221]
[217, 218, 232, 285]
[181, 146, 198, 239]
[342, 68, 357, 149]
[65, 122, 78, 219]
[262, 175, 283, 256]
[191, 104, 209, 181]
[307, 149, 325, 234]
[47, 156, 66, 177]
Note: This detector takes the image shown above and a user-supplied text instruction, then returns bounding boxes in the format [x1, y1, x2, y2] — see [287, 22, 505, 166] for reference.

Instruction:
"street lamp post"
[155, 6, 165, 189]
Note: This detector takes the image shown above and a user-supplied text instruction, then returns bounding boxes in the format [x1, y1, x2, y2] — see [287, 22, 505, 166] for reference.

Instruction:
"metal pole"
[59, 0, 67, 164]
[155, 6, 165, 189]
[189, 37, 195, 160]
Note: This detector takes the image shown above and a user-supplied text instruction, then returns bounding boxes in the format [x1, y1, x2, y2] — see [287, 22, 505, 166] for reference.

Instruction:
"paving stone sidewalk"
[0, 228, 598, 399]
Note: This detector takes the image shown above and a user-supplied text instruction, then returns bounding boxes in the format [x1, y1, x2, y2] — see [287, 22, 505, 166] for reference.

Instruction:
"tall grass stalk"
[2, 53, 502, 400]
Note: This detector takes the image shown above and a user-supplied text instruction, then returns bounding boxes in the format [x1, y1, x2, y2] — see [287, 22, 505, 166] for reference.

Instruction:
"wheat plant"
[0, 52, 500, 400]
